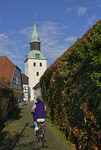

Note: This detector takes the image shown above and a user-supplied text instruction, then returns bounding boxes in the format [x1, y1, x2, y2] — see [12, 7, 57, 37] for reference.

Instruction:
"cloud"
[77, 7, 87, 16]
[0, 34, 11, 54]
[98, 4, 101, 7]
[65, 36, 77, 44]
[0, 33, 24, 71]
[19, 21, 68, 60]
[19, 26, 32, 40]
[87, 15, 96, 25]
[0, 33, 22, 57]
[66, 8, 72, 13]
[38, 21, 68, 59]
[0, 34, 10, 44]
[0, 21, 69, 72]
[38, 21, 66, 38]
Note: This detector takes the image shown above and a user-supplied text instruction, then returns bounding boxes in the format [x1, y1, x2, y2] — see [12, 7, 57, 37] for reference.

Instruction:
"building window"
[35, 54, 40, 58]
[40, 63, 42, 67]
[33, 62, 36, 66]
[36, 72, 39, 76]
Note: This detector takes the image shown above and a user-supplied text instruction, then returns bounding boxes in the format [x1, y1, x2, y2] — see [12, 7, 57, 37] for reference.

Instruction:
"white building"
[25, 20, 47, 101]
[22, 74, 29, 101]
[33, 82, 41, 102]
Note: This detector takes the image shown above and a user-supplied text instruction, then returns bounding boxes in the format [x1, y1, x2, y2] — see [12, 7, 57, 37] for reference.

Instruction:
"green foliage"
[40, 20, 101, 149]
[0, 80, 21, 125]
[0, 87, 15, 124]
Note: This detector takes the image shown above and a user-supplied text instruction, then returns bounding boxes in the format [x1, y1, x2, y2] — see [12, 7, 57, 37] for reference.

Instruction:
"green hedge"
[40, 20, 101, 149]
[0, 82, 15, 125]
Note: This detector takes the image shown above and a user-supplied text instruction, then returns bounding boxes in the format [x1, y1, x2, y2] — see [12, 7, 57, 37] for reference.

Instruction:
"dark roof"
[33, 82, 40, 89]
[21, 74, 29, 84]
[0, 56, 15, 84]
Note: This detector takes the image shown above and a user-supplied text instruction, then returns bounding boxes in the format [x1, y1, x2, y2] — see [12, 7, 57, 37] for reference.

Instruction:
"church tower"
[25, 18, 47, 101]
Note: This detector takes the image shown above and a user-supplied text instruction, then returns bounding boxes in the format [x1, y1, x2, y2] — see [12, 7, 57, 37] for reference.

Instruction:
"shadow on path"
[12, 123, 29, 150]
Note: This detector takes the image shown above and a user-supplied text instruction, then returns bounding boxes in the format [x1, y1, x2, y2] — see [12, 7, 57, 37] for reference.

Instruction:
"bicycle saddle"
[37, 118, 45, 122]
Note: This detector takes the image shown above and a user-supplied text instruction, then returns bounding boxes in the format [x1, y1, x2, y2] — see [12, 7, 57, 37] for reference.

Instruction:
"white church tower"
[25, 19, 47, 101]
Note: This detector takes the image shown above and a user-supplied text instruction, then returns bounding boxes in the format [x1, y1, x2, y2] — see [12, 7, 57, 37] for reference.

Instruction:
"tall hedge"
[0, 81, 15, 125]
[40, 20, 101, 149]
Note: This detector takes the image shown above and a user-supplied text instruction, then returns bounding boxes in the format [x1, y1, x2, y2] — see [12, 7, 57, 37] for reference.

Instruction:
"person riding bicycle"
[31, 97, 46, 131]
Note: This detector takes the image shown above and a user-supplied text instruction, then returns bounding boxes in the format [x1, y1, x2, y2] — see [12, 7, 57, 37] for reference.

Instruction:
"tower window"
[35, 54, 40, 58]
[40, 63, 42, 67]
[36, 72, 39, 76]
[33, 62, 36, 66]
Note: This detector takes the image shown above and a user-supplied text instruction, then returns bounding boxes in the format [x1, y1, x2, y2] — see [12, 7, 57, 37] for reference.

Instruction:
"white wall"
[25, 61, 29, 77]
[23, 84, 29, 101]
[25, 59, 47, 101]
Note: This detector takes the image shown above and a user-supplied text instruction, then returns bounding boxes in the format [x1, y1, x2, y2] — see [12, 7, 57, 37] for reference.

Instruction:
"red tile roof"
[0, 56, 15, 84]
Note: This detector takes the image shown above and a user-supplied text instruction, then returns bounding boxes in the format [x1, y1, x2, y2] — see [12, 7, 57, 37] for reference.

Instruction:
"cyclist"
[31, 97, 46, 131]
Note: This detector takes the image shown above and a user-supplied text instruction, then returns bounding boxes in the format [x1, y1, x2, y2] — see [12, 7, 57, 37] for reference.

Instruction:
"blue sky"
[0, 0, 101, 73]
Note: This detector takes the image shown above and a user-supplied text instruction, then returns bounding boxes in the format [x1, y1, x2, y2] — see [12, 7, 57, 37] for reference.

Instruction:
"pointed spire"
[34, 13, 36, 24]
[31, 14, 40, 43]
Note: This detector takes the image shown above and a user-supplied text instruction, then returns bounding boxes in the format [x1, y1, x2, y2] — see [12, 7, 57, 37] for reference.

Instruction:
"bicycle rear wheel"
[40, 135, 44, 147]
[39, 128, 45, 147]
[35, 130, 39, 139]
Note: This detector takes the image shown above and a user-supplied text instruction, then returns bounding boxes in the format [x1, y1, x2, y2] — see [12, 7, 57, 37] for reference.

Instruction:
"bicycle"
[35, 118, 45, 147]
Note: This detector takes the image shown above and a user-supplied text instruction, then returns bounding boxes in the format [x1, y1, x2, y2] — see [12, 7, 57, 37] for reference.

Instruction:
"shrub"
[40, 20, 101, 149]
[0, 80, 15, 126]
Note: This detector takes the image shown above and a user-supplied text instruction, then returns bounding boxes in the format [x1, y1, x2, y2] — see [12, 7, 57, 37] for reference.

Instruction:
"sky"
[0, 0, 101, 73]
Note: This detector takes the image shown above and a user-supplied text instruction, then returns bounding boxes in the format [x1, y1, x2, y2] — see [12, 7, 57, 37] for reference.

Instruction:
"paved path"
[1, 102, 75, 150]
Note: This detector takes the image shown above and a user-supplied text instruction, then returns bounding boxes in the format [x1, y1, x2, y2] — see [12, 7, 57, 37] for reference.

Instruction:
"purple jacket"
[34, 101, 46, 120]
